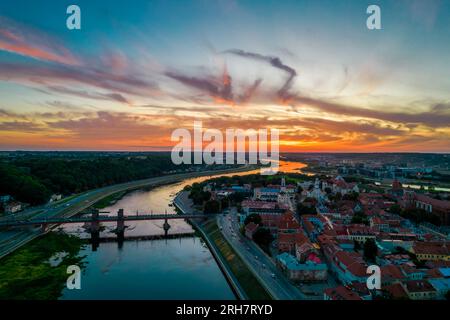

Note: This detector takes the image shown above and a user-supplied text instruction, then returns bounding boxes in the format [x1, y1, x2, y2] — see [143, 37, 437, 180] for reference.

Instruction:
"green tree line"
[0, 154, 190, 205]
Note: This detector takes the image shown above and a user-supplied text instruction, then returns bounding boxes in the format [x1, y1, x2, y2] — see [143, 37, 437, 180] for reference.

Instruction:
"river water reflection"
[60, 161, 306, 299]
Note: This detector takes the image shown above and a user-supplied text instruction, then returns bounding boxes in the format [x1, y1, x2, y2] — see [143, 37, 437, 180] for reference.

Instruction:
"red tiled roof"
[324, 286, 362, 300]
[242, 200, 287, 210]
[278, 231, 307, 245]
[245, 222, 259, 233]
[413, 241, 450, 256]
[334, 251, 367, 277]
[381, 265, 405, 280]
[278, 211, 300, 230]
[414, 194, 450, 210]
[384, 283, 408, 299]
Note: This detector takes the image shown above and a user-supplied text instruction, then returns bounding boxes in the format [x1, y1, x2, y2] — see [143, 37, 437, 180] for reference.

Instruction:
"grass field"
[203, 220, 272, 300]
[92, 190, 129, 209]
[0, 232, 86, 300]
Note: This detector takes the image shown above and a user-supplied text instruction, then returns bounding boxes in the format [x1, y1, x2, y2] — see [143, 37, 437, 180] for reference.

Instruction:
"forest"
[0, 153, 192, 205]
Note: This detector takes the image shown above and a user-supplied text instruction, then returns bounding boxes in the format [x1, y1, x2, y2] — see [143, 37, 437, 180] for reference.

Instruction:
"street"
[217, 208, 309, 300]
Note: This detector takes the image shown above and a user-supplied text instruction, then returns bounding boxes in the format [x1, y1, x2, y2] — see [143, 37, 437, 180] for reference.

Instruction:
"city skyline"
[1, 0, 450, 152]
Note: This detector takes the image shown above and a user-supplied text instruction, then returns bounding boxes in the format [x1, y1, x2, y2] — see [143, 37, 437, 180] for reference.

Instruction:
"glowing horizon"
[1, 0, 449, 153]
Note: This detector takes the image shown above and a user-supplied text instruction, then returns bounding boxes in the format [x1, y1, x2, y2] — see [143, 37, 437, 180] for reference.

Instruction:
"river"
[59, 161, 306, 299]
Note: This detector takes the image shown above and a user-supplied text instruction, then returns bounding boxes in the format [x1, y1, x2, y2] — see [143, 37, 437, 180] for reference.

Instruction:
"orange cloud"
[0, 17, 81, 66]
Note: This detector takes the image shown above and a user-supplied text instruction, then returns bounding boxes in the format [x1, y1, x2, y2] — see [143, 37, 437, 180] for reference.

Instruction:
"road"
[0, 165, 255, 259]
[217, 208, 308, 300]
[0, 213, 222, 228]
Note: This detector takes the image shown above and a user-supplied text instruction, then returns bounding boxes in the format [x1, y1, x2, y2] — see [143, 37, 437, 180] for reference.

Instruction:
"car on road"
[271, 273, 276, 278]
[262, 263, 266, 268]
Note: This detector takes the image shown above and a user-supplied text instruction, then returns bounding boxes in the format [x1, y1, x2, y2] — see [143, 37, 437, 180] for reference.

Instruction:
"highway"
[217, 208, 308, 300]
[0, 165, 254, 259]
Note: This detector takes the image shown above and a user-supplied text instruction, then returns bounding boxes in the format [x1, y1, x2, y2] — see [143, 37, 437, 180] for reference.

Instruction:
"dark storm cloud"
[223, 49, 297, 101]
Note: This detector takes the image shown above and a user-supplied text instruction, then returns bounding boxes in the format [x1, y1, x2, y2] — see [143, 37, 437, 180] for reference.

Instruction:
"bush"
[203, 200, 221, 214]
[244, 213, 262, 226]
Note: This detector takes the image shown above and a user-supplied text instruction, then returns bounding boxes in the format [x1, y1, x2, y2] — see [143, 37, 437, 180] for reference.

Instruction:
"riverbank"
[0, 164, 261, 260]
[0, 231, 86, 300]
[174, 191, 271, 300]
[201, 219, 272, 300]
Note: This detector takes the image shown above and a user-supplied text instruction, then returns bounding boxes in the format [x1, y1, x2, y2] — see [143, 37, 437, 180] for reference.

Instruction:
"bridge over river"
[0, 209, 217, 248]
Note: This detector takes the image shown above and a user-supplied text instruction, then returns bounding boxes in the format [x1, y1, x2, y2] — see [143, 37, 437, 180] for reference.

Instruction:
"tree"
[2, 153, 193, 205]
[351, 211, 369, 225]
[343, 192, 359, 201]
[401, 207, 441, 226]
[332, 192, 342, 202]
[252, 227, 273, 252]
[363, 238, 378, 262]
[0, 164, 51, 205]
[244, 213, 262, 226]
[203, 200, 220, 214]
[389, 204, 402, 215]
[220, 198, 229, 210]
[297, 203, 317, 215]
[354, 240, 361, 251]
[189, 190, 211, 205]
[445, 290, 450, 301]
[228, 192, 248, 204]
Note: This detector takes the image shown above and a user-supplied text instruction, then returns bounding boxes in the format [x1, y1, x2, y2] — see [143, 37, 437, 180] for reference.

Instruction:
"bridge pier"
[163, 217, 171, 237]
[117, 209, 125, 249]
[90, 209, 100, 233]
[90, 209, 100, 251]
[90, 230, 100, 251]
[117, 209, 125, 234]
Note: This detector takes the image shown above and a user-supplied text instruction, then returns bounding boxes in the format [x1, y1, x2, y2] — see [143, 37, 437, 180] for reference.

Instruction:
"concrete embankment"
[173, 192, 248, 300]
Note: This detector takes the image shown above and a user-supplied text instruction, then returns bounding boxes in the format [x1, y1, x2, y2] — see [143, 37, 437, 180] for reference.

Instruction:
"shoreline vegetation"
[0, 231, 87, 300]
[0, 164, 262, 300]
[92, 190, 130, 209]
[0, 152, 231, 206]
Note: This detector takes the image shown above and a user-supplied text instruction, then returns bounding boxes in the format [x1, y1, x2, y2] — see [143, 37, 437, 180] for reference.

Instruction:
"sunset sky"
[0, 0, 449, 152]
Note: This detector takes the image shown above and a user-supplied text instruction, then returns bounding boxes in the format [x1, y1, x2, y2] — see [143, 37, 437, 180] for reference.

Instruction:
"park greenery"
[363, 238, 378, 263]
[203, 199, 221, 214]
[296, 202, 317, 216]
[351, 211, 369, 225]
[202, 219, 272, 299]
[244, 213, 262, 226]
[252, 227, 274, 253]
